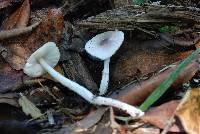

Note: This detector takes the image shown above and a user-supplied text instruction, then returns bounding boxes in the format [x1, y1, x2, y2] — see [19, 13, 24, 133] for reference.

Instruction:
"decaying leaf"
[140, 100, 183, 132]
[0, 93, 19, 107]
[131, 127, 160, 134]
[75, 108, 108, 131]
[111, 57, 199, 106]
[0, 63, 26, 93]
[2, 0, 30, 29]
[175, 88, 200, 134]
[2, 3, 64, 70]
[22, 8, 64, 53]
[18, 93, 43, 119]
[112, 45, 192, 87]
[2, 0, 30, 70]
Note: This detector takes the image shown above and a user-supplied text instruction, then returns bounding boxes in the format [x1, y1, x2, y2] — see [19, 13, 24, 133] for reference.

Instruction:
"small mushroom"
[23, 42, 143, 118]
[85, 30, 124, 95]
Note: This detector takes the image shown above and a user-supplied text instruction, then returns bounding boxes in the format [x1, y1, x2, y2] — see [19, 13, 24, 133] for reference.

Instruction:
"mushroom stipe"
[23, 42, 144, 118]
[85, 30, 124, 95]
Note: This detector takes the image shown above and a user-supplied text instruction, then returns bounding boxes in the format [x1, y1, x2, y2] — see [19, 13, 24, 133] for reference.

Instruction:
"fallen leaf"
[112, 46, 192, 87]
[18, 93, 43, 119]
[2, 6, 64, 70]
[140, 100, 183, 132]
[0, 93, 19, 107]
[2, 0, 30, 70]
[75, 107, 108, 130]
[0, 63, 26, 93]
[139, 48, 200, 111]
[175, 88, 200, 134]
[111, 57, 199, 106]
[22, 8, 64, 53]
[2, 0, 30, 29]
[131, 127, 160, 134]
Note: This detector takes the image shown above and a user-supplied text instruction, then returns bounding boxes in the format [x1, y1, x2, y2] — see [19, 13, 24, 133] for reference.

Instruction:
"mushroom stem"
[99, 58, 110, 95]
[39, 58, 94, 102]
[38, 58, 144, 117]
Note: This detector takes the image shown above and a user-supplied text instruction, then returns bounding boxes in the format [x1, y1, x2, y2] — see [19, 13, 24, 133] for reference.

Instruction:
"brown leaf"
[2, 0, 30, 29]
[140, 100, 183, 132]
[2, 8, 64, 70]
[131, 127, 160, 134]
[22, 8, 64, 53]
[112, 47, 192, 87]
[75, 108, 108, 130]
[2, 0, 30, 70]
[175, 88, 200, 134]
[0, 63, 28, 93]
[111, 57, 199, 106]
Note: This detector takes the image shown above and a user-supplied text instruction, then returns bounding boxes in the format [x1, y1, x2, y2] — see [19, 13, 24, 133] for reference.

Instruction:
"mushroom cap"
[23, 42, 60, 77]
[85, 31, 124, 60]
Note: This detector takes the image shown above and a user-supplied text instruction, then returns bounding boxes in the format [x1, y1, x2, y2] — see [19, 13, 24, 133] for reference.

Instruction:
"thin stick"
[0, 22, 40, 41]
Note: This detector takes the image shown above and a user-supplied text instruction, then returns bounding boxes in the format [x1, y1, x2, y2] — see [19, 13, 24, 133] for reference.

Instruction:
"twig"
[38, 80, 62, 104]
[0, 22, 40, 41]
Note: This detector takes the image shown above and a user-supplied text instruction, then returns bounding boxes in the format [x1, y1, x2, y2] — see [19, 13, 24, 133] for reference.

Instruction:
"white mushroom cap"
[85, 31, 124, 60]
[23, 42, 60, 77]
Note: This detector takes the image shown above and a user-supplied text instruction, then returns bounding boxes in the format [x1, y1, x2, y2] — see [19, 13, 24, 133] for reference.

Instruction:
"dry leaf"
[111, 58, 199, 106]
[2, 0, 30, 29]
[18, 93, 43, 119]
[1, 4, 64, 70]
[2, 0, 30, 70]
[112, 48, 192, 86]
[0, 63, 25, 93]
[22, 8, 64, 52]
[0, 93, 19, 107]
[19, 8, 63, 70]
[131, 127, 160, 134]
[140, 100, 183, 132]
[175, 88, 200, 134]
[75, 108, 108, 131]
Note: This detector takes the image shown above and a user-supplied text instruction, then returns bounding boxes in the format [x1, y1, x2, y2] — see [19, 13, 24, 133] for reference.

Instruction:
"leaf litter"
[0, 0, 199, 133]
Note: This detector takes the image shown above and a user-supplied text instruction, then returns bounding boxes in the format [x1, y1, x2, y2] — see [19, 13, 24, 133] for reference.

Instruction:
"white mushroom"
[23, 42, 144, 118]
[85, 30, 124, 95]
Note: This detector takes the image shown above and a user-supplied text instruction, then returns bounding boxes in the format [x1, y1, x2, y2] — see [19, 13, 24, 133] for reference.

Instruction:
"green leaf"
[139, 48, 200, 111]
